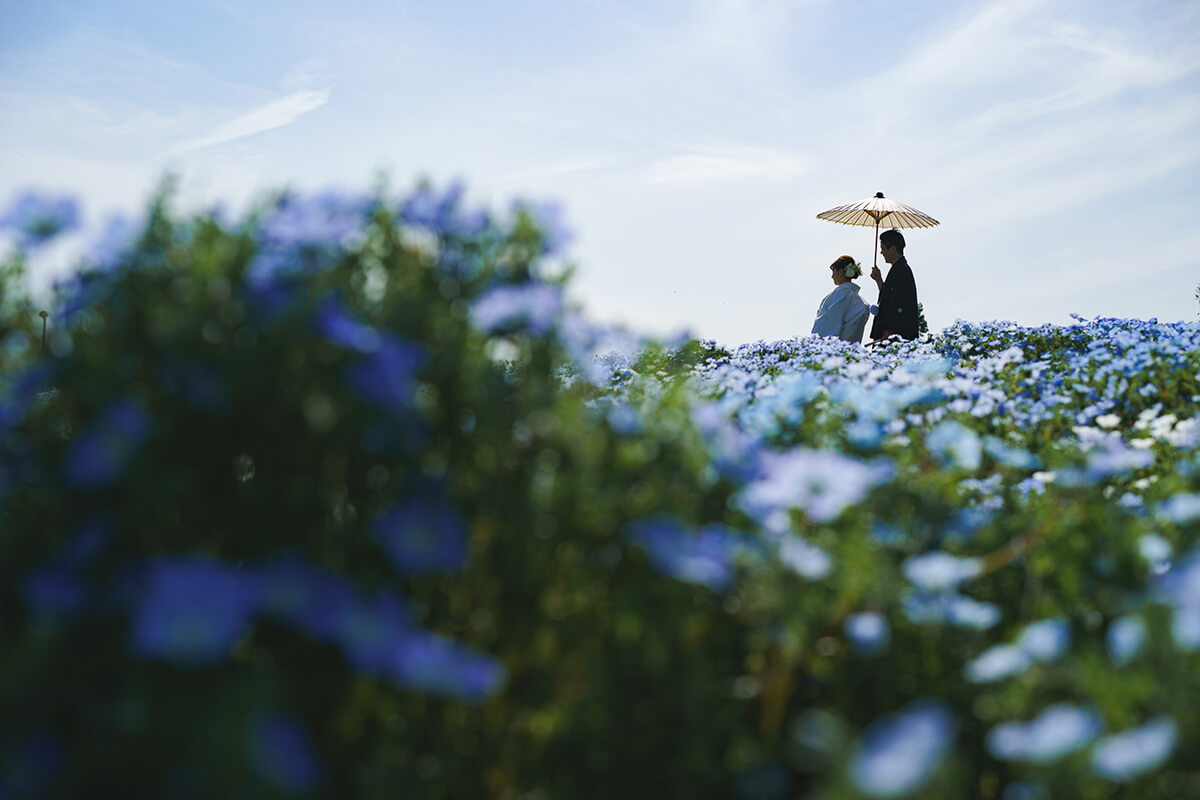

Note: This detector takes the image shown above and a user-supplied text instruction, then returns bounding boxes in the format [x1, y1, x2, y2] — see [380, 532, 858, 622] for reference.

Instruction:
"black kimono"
[870, 256, 919, 341]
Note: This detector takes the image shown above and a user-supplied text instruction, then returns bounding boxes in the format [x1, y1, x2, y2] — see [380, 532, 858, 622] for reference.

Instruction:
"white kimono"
[811, 282, 869, 343]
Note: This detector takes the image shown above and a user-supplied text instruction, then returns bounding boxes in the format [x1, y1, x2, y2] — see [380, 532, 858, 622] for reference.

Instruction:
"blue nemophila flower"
[391, 629, 506, 703]
[131, 557, 259, 666]
[1106, 615, 1146, 666]
[512, 198, 573, 256]
[59, 515, 116, 568]
[1137, 533, 1173, 571]
[344, 335, 429, 412]
[1153, 549, 1200, 607]
[926, 420, 982, 470]
[372, 498, 468, 575]
[62, 398, 152, 488]
[249, 711, 323, 794]
[313, 295, 383, 353]
[902, 551, 981, 592]
[965, 644, 1032, 683]
[902, 591, 1001, 629]
[21, 566, 86, 619]
[848, 700, 955, 798]
[986, 704, 1101, 763]
[247, 191, 375, 286]
[470, 283, 563, 336]
[1085, 439, 1154, 481]
[0, 361, 56, 432]
[690, 402, 762, 482]
[256, 556, 357, 641]
[1091, 717, 1177, 782]
[400, 182, 488, 237]
[777, 534, 832, 579]
[1016, 617, 1071, 662]
[737, 448, 893, 528]
[1170, 604, 1200, 649]
[982, 435, 1039, 469]
[1157, 492, 1200, 524]
[0, 190, 80, 247]
[844, 612, 890, 656]
[626, 517, 749, 592]
[333, 590, 412, 673]
[87, 212, 140, 272]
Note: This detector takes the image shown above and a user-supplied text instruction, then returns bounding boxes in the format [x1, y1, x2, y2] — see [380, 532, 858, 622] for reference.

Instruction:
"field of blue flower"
[0, 184, 1198, 799]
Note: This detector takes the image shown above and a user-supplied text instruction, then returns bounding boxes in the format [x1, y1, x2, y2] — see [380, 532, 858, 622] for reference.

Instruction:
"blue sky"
[2, 0, 1198, 345]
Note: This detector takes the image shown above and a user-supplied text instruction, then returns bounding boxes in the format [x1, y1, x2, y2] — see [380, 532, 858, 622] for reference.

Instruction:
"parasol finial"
[875, 192, 884, 198]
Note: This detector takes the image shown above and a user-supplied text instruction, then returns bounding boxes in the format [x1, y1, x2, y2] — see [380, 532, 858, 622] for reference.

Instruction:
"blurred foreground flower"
[848, 700, 955, 797]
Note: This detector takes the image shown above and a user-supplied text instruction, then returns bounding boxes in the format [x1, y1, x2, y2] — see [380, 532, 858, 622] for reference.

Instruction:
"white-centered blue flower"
[844, 612, 890, 656]
[736, 448, 893, 525]
[1091, 717, 1177, 782]
[848, 700, 956, 798]
[926, 420, 983, 470]
[777, 535, 832, 580]
[902, 551, 981, 592]
[986, 704, 1101, 763]
[1106, 615, 1146, 666]
[965, 644, 1033, 683]
[1016, 617, 1071, 662]
[1158, 493, 1200, 524]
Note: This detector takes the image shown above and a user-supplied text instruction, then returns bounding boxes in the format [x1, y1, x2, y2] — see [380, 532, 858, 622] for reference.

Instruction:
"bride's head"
[829, 255, 861, 285]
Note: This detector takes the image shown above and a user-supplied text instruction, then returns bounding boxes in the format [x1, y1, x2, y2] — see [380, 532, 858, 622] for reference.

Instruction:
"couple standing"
[811, 229, 919, 345]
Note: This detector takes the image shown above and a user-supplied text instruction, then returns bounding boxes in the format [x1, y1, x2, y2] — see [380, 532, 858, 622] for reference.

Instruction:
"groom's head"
[880, 229, 905, 265]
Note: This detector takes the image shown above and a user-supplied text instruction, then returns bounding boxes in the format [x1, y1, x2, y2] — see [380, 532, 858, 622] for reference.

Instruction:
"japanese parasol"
[816, 192, 939, 270]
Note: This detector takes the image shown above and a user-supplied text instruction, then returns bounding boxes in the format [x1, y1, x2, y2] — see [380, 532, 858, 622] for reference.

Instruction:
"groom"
[869, 229, 919, 342]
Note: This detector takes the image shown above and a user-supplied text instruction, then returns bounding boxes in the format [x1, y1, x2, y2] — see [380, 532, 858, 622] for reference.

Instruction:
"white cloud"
[167, 89, 331, 156]
[645, 147, 809, 185]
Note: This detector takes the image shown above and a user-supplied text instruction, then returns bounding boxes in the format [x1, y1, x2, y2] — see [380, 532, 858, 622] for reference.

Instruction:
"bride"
[811, 255, 870, 343]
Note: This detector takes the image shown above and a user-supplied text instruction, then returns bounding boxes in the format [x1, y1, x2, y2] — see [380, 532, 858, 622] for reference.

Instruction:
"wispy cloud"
[167, 89, 331, 156]
[645, 147, 809, 186]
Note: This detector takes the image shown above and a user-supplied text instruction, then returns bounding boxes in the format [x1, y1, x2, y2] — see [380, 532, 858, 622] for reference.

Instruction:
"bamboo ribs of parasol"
[816, 192, 939, 270]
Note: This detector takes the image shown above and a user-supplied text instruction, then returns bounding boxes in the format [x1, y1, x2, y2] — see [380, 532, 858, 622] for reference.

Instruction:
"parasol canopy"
[816, 192, 938, 268]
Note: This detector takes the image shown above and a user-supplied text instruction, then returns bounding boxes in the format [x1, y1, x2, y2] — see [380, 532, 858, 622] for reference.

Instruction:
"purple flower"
[313, 296, 382, 353]
[372, 498, 469, 575]
[391, 629, 506, 702]
[469, 283, 563, 336]
[247, 191, 375, 286]
[626, 517, 749, 592]
[87, 213, 140, 272]
[344, 336, 428, 412]
[59, 516, 116, 568]
[512, 198, 573, 256]
[332, 590, 412, 673]
[131, 557, 259, 666]
[62, 398, 151, 488]
[400, 182, 488, 237]
[249, 711, 322, 793]
[0, 190, 80, 247]
[0, 362, 56, 432]
[848, 700, 956, 797]
[21, 566, 86, 618]
[256, 556, 357, 641]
